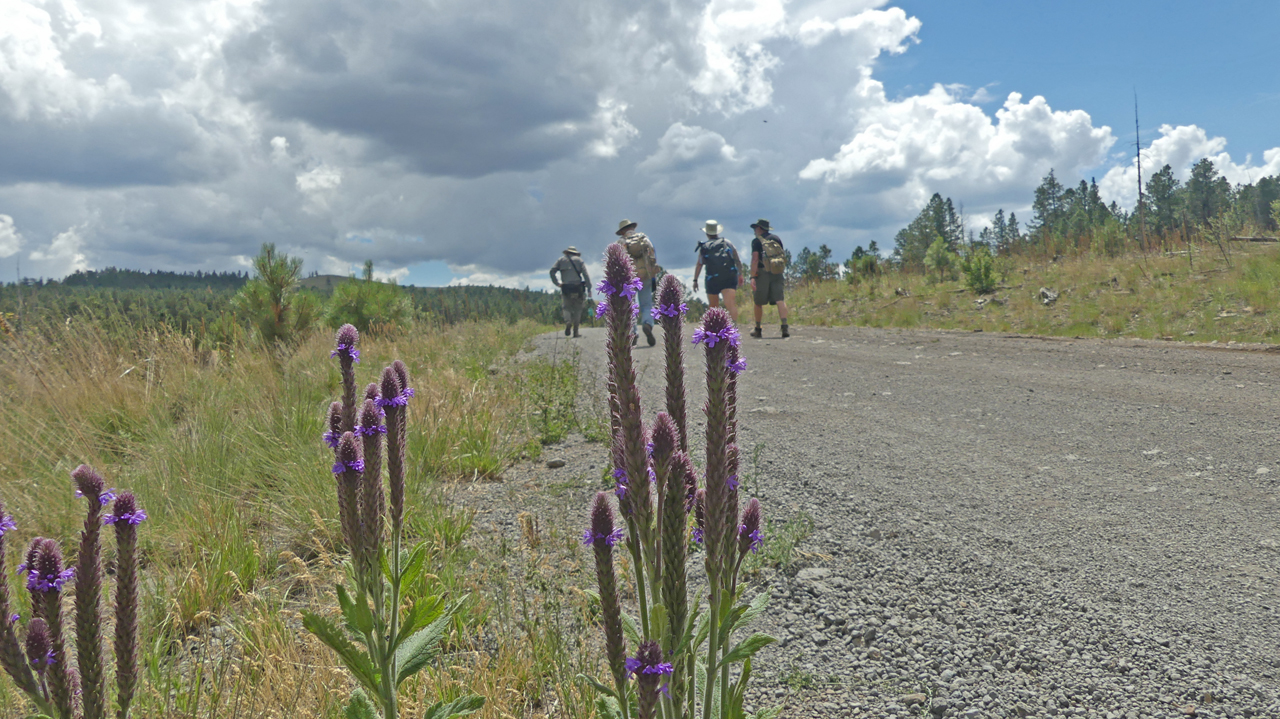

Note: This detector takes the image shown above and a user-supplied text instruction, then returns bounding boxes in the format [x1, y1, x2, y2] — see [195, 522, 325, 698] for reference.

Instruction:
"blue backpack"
[700, 239, 737, 279]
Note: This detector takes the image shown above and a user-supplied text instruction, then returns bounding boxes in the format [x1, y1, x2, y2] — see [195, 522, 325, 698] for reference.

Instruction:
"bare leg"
[707, 294, 721, 308]
[721, 288, 737, 323]
[753, 303, 763, 324]
[776, 300, 788, 323]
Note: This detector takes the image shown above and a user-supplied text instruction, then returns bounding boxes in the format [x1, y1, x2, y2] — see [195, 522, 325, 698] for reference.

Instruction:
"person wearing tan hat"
[749, 218, 789, 338]
[613, 219, 659, 346]
[692, 220, 742, 322]
[550, 246, 592, 338]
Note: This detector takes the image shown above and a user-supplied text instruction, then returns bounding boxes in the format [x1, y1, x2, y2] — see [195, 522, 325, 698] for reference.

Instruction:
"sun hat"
[701, 220, 723, 236]
[616, 219, 638, 235]
[564, 246, 581, 255]
[750, 218, 771, 231]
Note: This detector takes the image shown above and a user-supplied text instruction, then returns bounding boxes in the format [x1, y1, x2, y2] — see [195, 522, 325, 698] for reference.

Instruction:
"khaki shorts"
[753, 272, 785, 306]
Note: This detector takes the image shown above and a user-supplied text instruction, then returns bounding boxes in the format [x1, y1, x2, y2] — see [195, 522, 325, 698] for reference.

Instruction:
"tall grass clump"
[581, 248, 776, 719]
[0, 467, 145, 719]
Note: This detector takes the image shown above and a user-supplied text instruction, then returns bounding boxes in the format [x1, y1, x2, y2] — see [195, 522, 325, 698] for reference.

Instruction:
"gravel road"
[519, 323, 1280, 719]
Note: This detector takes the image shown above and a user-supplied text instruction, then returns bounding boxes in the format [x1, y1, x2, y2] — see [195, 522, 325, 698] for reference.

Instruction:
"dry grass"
[789, 243, 1280, 344]
[0, 318, 608, 718]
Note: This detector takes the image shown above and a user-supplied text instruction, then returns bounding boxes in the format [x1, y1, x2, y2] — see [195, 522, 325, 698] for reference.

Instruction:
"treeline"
[893, 159, 1280, 271]
[1, 263, 564, 348]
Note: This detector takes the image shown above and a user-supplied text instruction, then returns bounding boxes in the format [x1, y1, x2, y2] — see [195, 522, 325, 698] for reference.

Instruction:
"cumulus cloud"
[29, 224, 90, 274]
[0, 214, 22, 258]
[1099, 124, 1280, 208]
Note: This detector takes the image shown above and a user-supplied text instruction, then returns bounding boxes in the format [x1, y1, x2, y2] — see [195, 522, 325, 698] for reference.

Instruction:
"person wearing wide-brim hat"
[692, 220, 743, 323]
[749, 218, 789, 338]
[550, 245, 592, 338]
[612, 219, 660, 347]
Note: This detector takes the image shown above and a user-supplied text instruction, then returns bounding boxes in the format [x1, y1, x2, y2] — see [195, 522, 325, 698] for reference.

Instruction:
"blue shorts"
[705, 272, 739, 296]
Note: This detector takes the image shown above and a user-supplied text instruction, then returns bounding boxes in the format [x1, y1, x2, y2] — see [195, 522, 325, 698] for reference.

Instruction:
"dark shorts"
[705, 272, 738, 296]
[753, 272, 784, 306]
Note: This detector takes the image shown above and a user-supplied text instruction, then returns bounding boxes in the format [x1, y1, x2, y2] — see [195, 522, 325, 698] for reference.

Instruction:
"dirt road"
[528, 324, 1280, 718]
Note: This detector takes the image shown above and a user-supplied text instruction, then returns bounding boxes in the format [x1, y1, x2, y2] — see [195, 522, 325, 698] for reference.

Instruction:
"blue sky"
[1, 0, 1276, 289]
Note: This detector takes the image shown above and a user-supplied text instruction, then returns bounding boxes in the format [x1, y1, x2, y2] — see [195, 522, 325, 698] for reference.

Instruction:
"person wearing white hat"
[692, 220, 742, 323]
[550, 246, 592, 338]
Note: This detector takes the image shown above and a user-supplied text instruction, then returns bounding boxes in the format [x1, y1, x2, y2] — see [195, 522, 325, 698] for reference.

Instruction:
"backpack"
[700, 238, 737, 279]
[561, 256, 586, 285]
[761, 235, 786, 274]
[622, 233, 653, 279]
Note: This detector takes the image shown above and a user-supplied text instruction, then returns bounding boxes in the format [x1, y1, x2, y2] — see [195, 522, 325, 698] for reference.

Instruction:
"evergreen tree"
[892, 194, 964, 270]
[231, 243, 320, 346]
[1030, 169, 1067, 244]
[1145, 164, 1182, 237]
[1185, 158, 1232, 225]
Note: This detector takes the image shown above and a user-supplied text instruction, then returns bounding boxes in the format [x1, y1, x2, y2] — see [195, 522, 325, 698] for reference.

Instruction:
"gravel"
[506, 323, 1280, 718]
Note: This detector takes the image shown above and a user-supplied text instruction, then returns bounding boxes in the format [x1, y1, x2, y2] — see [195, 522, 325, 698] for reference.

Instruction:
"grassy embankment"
[0, 318, 608, 718]
[782, 242, 1280, 344]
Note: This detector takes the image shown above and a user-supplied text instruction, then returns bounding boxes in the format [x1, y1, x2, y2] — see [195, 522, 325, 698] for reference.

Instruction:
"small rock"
[546, 459, 567, 468]
[796, 567, 831, 581]
[900, 693, 928, 706]
[1257, 467, 1271, 475]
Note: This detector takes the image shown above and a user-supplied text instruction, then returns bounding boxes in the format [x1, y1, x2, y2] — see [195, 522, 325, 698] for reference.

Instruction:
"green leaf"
[343, 689, 382, 719]
[395, 612, 452, 686]
[736, 591, 770, 629]
[337, 583, 376, 637]
[594, 696, 623, 719]
[395, 594, 446, 649]
[749, 706, 784, 719]
[421, 695, 485, 719]
[575, 673, 618, 699]
[399, 542, 428, 588]
[302, 610, 382, 696]
[719, 632, 776, 667]
[620, 611, 641, 646]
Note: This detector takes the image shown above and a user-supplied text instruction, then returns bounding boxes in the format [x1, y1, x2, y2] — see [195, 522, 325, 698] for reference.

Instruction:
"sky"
[1, 0, 1277, 290]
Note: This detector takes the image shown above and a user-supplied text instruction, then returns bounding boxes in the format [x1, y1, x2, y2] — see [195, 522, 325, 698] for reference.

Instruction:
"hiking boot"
[632, 333, 638, 346]
[643, 324, 656, 346]
[750, 326, 763, 339]
[565, 323, 572, 336]
[781, 324, 790, 338]
[572, 326, 581, 338]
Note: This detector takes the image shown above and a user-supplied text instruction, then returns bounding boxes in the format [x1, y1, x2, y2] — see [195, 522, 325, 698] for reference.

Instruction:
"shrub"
[961, 247, 1000, 294]
[231, 243, 320, 345]
[924, 237, 957, 283]
[324, 275, 413, 334]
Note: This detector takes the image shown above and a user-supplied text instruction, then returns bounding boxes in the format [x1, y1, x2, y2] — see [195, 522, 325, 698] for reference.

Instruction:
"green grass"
[792, 243, 1280, 343]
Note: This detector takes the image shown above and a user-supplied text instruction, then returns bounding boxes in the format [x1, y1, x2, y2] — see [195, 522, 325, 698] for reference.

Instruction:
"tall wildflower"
[106, 492, 145, 719]
[377, 366, 408, 533]
[654, 274, 690, 452]
[71, 465, 110, 719]
[333, 324, 361, 432]
[583, 258, 773, 719]
[0, 503, 41, 703]
[356, 398, 387, 586]
[333, 433, 365, 564]
[23, 538, 75, 718]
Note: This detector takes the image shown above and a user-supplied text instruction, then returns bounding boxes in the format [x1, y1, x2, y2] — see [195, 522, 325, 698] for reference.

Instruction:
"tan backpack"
[761, 235, 786, 274]
[622, 234, 653, 279]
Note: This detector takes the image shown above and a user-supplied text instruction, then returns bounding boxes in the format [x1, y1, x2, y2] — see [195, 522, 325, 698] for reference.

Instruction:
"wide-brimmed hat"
[564, 246, 581, 255]
[616, 219, 638, 236]
[750, 218, 771, 231]
[701, 220, 723, 236]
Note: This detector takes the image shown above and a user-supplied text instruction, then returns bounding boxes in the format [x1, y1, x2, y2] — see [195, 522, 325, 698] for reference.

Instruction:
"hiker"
[749, 218, 789, 338]
[550, 246, 592, 338]
[692, 220, 741, 323]
[614, 219, 659, 346]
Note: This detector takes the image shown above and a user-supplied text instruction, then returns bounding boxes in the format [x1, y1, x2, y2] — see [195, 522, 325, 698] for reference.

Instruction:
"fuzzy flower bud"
[333, 433, 364, 566]
[25, 538, 74, 717]
[355, 399, 387, 437]
[587, 492, 628, 700]
[26, 540, 74, 594]
[110, 492, 142, 718]
[331, 324, 360, 363]
[72, 465, 108, 719]
[692, 489, 707, 544]
[738, 498, 763, 558]
[71, 465, 113, 506]
[320, 401, 341, 449]
[649, 413, 678, 465]
[583, 492, 625, 547]
[24, 618, 52, 672]
[376, 367, 405, 408]
[379, 365, 408, 532]
[627, 639, 674, 719]
[392, 360, 415, 400]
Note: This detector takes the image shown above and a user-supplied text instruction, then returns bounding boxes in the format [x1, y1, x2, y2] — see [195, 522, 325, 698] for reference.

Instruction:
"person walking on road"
[614, 218, 660, 346]
[749, 218, 789, 338]
[550, 246, 592, 338]
[692, 220, 741, 323]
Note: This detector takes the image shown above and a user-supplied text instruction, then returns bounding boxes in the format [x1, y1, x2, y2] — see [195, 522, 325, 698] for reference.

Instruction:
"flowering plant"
[302, 325, 484, 719]
[580, 250, 776, 719]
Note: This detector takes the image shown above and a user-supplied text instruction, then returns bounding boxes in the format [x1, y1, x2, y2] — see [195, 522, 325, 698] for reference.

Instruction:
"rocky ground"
[460, 323, 1280, 719]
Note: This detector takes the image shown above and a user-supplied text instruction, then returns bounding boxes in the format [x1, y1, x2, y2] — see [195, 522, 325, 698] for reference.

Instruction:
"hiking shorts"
[705, 271, 739, 296]
[753, 272, 784, 306]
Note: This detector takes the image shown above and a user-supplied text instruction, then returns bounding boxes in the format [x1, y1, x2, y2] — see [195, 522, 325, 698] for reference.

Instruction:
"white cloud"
[586, 98, 640, 158]
[638, 123, 738, 173]
[800, 89, 1115, 215]
[0, 214, 22, 257]
[28, 224, 89, 273]
[1099, 124, 1280, 208]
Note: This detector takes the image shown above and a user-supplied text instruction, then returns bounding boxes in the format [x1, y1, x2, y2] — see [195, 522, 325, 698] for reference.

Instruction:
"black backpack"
[700, 239, 737, 279]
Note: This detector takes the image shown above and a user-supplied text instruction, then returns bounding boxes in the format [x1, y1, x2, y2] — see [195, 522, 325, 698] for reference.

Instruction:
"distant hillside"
[60, 267, 249, 290]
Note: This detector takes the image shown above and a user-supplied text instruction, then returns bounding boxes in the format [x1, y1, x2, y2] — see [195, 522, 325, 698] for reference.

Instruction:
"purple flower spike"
[630, 639, 674, 719]
[323, 401, 343, 447]
[25, 540, 74, 594]
[332, 433, 365, 474]
[70, 464, 105, 503]
[331, 324, 360, 363]
[363, 382, 380, 402]
[595, 302, 609, 319]
[376, 367, 404, 407]
[649, 414, 677, 461]
[25, 618, 52, 670]
[738, 498, 763, 556]
[391, 360, 415, 401]
[0, 515, 15, 536]
[727, 355, 748, 375]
